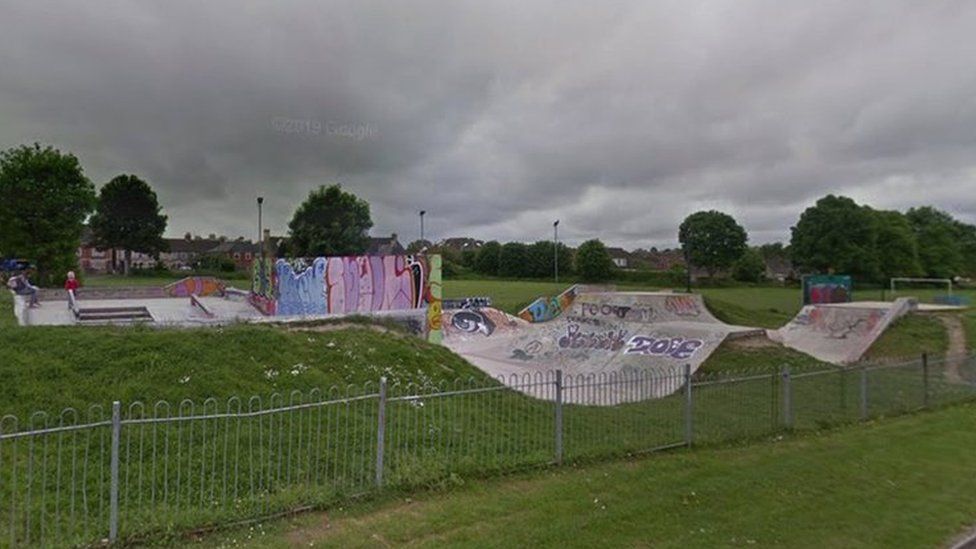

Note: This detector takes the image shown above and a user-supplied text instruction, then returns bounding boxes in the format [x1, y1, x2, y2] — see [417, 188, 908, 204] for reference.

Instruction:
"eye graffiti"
[450, 310, 496, 335]
[624, 335, 704, 359]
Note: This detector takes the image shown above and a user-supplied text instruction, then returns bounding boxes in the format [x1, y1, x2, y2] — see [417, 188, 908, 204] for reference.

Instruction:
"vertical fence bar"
[109, 401, 121, 543]
[684, 364, 693, 446]
[554, 370, 563, 465]
[781, 366, 792, 429]
[922, 353, 930, 408]
[375, 377, 387, 488]
[860, 366, 869, 420]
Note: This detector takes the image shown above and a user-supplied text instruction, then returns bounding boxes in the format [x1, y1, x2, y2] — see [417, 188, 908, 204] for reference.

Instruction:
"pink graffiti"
[664, 296, 700, 317]
[325, 256, 422, 314]
[624, 335, 703, 359]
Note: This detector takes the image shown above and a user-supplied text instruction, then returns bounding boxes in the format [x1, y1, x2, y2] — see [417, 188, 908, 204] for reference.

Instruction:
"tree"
[524, 240, 573, 279]
[405, 239, 432, 254]
[498, 242, 529, 278]
[678, 210, 748, 278]
[0, 144, 96, 285]
[905, 206, 963, 279]
[732, 247, 766, 282]
[287, 184, 373, 257]
[789, 195, 879, 280]
[576, 239, 613, 282]
[474, 241, 501, 275]
[869, 209, 921, 281]
[954, 221, 976, 277]
[89, 174, 168, 275]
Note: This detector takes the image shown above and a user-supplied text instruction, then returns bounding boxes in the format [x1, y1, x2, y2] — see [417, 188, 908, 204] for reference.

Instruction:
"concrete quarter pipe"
[442, 291, 761, 404]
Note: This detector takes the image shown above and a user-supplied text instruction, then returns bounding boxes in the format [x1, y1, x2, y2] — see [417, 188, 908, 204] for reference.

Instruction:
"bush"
[498, 242, 529, 278]
[576, 239, 613, 282]
[732, 248, 766, 283]
[475, 241, 501, 275]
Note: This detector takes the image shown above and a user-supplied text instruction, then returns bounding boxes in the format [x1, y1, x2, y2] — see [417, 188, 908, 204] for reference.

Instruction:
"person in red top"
[64, 271, 79, 309]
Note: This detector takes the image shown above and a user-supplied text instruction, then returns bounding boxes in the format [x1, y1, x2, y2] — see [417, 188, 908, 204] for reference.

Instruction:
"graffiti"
[563, 315, 604, 326]
[442, 297, 492, 310]
[801, 307, 882, 339]
[164, 276, 225, 298]
[250, 258, 277, 315]
[624, 335, 703, 359]
[557, 324, 628, 351]
[518, 285, 579, 322]
[580, 302, 631, 318]
[251, 254, 442, 342]
[803, 275, 852, 305]
[449, 310, 496, 336]
[664, 295, 701, 317]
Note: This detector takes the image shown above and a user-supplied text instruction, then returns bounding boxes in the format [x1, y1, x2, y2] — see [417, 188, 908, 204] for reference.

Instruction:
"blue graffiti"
[276, 258, 327, 315]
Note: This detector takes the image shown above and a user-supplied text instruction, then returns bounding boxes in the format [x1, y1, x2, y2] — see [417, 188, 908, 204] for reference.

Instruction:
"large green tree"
[474, 241, 501, 275]
[576, 239, 613, 282]
[89, 174, 168, 274]
[905, 206, 963, 279]
[869, 209, 921, 281]
[524, 240, 573, 279]
[287, 184, 373, 257]
[789, 195, 879, 280]
[732, 247, 766, 283]
[498, 242, 529, 278]
[0, 144, 96, 285]
[954, 221, 976, 277]
[678, 210, 748, 278]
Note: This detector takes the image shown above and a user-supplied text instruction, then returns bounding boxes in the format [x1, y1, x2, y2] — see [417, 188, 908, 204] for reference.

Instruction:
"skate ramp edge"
[768, 297, 916, 364]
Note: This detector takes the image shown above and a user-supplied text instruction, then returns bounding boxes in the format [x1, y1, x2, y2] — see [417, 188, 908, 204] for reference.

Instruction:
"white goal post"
[890, 277, 952, 296]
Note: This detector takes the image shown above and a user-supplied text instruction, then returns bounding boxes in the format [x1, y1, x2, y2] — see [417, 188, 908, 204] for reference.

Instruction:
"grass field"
[190, 402, 976, 548]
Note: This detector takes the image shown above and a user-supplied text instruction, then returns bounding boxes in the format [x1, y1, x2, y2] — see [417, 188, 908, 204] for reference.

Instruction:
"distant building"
[606, 247, 631, 269]
[366, 233, 406, 255]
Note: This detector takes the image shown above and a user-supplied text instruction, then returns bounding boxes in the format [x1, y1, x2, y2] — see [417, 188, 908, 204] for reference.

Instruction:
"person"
[64, 270, 79, 308]
[6, 269, 40, 308]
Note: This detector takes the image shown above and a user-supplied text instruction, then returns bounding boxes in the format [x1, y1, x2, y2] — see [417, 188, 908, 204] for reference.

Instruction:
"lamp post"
[257, 196, 264, 259]
[419, 210, 426, 245]
[554, 220, 560, 284]
[683, 246, 692, 293]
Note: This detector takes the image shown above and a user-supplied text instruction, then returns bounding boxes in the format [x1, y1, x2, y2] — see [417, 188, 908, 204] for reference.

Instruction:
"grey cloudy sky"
[2, 1, 976, 249]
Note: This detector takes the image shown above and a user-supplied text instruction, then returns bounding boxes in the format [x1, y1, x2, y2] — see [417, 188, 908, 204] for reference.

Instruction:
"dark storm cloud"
[2, 0, 976, 248]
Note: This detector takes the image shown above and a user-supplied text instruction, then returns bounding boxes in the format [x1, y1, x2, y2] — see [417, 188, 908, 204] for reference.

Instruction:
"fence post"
[554, 370, 563, 465]
[375, 377, 387, 488]
[922, 353, 930, 408]
[684, 364, 693, 446]
[109, 400, 121, 543]
[860, 366, 869, 420]
[781, 366, 792, 429]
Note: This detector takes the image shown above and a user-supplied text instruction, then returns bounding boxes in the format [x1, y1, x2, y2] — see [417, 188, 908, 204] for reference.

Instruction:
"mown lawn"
[190, 402, 976, 549]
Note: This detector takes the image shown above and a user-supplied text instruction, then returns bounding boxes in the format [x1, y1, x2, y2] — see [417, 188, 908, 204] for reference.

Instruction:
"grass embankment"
[191, 402, 976, 549]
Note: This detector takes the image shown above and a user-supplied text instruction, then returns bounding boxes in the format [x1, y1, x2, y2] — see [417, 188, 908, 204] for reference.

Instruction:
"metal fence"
[2, 354, 975, 547]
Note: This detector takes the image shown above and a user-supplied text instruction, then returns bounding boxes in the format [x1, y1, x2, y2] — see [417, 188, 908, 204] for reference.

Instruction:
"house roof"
[367, 234, 405, 255]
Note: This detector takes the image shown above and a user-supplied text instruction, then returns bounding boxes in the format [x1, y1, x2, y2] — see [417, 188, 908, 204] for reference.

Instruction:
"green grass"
[864, 314, 949, 361]
[83, 274, 249, 289]
[443, 279, 573, 314]
[188, 402, 976, 549]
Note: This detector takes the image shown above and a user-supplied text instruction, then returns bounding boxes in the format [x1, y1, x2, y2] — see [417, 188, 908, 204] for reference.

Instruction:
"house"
[159, 234, 223, 271]
[366, 233, 406, 255]
[209, 238, 262, 270]
[606, 247, 632, 269]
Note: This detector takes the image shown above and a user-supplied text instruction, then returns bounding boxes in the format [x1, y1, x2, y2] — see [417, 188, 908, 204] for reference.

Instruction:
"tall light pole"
[553, 220, 560, 284]
[257, 196, 264, 259]
[419, 210, 426, 245]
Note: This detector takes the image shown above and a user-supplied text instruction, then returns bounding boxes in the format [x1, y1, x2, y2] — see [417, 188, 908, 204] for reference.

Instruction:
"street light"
[553, 220, 560, 284]
[683, 246, 692, 293]
[257, 196, 264, 258]
[419, 210, 426, 244]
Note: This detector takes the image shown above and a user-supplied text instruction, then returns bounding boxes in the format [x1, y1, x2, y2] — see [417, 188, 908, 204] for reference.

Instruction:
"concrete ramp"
[443, 291, 760, 404]
[768, 298, 916, 364]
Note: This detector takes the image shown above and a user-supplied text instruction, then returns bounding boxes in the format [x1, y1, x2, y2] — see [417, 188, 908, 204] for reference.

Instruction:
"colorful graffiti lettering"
[664, 295, 700, 317]
[624, 335, 703, 359]
[518, 285, 579, 322]
[450, 309, 496, 335]
[557, 323, 628, 351]
[803, 275, 852, 305]
[251, 254, 442, 342]
[250, 258, 277, 315]
[164, 276, 225, 298]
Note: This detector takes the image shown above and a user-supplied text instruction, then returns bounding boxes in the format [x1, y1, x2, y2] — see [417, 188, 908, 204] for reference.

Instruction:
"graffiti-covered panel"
[250, 254, 441, 342]
[803, 275, 852, 305]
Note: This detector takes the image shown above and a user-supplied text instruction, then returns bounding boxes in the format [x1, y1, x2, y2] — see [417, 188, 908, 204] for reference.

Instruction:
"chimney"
[391, 233, 397, 242]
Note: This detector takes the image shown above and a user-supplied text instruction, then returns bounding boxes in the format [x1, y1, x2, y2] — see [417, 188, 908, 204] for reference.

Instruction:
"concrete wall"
[250, 254, 442, 342]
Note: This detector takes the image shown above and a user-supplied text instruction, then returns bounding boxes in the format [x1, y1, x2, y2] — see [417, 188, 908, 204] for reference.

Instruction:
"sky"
[2, 1, 976, 250]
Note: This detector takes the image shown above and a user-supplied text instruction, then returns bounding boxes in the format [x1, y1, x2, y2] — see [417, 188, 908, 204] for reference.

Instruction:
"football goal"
[889, 277, 952, 297]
